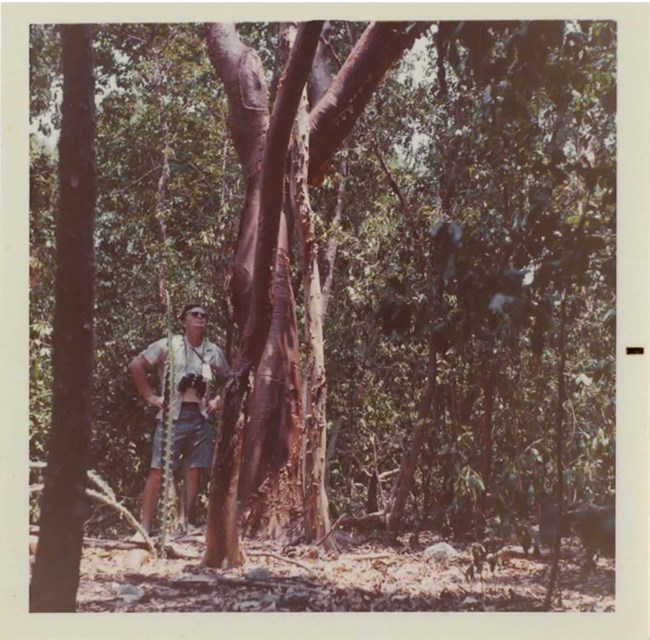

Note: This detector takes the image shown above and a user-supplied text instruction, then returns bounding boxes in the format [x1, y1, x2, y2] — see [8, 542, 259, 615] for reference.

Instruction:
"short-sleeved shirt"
[140, 334, 230, 420]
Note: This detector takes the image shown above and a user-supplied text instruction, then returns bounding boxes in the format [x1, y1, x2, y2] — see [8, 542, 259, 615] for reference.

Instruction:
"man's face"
[182, 307, 208, 331]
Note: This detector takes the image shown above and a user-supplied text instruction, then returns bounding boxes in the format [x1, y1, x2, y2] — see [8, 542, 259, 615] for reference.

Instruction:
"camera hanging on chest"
[177, 337, 212, 402]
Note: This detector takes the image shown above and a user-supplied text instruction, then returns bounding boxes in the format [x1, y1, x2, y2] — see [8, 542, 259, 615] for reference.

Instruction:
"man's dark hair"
[179, 302, 204, 320]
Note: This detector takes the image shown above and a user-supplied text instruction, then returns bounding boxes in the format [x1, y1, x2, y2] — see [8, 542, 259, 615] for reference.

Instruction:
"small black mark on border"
[626, 347, 644, 355]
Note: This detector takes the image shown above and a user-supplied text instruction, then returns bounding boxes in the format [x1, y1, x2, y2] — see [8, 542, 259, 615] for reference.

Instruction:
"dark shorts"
[151, 403, 213, 472]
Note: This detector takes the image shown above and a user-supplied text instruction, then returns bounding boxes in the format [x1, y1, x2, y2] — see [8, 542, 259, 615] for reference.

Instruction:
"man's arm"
[128, 354, 164, 410]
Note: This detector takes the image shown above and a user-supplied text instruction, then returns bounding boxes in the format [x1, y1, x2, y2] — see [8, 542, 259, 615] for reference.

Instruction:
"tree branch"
[205, 22, 270, 329]
[115, 164, 162, 194]
[372, 142, 426, 273]
[242, 20, 324, 368]
[308, 21, 431, 185]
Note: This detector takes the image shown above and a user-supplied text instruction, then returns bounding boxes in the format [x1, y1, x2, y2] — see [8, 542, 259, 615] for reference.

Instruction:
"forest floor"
[34, 528, 615, 613]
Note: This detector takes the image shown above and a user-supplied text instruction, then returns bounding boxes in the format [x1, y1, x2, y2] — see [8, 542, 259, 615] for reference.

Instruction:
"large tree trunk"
[205, 21, 323, 568]
[238, 207, 304, 539]
[30, 24, 96, 612]
[207, 23, 306, 540]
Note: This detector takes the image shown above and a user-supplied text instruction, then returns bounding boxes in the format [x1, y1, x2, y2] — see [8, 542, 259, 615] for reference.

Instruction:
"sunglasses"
[187, 311, 208, 319]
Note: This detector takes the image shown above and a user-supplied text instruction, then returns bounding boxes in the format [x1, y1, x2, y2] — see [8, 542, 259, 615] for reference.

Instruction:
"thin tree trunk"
[290, 80, 332, 545]
[544, 292, 567, 610]
[443, 383, 462, 506]
[373, 143, 426, 273]
[385, 327, 438, 532]
[324, 417, 342, 488]
[384, 219, 445, 532]
[307, 21, 334, 107]
[150, 29, 172, 314]
[307, 20, 348, 323]
[304, 30, 348, 526]
[480, 373, 495, 510]
[30, 24, 96, 612]
[321, 150, 348, 320]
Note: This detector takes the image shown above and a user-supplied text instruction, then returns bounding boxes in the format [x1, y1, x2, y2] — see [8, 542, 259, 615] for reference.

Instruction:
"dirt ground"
[45, 529, 614, 613]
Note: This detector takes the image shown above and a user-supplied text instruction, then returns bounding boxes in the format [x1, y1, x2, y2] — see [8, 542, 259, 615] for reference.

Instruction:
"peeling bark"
[239, 208, 304, 539]
[204, 21, 323, 568]
[205, 18, 426, 557]
[290, 80, 332, 545]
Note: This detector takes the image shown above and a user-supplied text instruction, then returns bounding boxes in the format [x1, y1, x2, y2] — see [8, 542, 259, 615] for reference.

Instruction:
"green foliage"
[321, 19, 615, 531]
[30, 20, 615, 537]
[30, 24, 238, 530]
[30, 25, 62, 135]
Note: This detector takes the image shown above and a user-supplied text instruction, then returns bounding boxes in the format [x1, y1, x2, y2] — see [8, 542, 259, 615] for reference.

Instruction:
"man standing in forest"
[128, 302, 230, 537]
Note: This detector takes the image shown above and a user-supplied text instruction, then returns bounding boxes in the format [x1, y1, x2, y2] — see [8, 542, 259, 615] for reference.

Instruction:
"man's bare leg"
[176, 476, 187, 532]
[184, 467, 202, 528]
[140, 468, 161, 534]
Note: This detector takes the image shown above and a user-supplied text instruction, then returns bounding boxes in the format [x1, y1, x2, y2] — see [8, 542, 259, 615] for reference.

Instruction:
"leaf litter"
[58, 529, 614, 613]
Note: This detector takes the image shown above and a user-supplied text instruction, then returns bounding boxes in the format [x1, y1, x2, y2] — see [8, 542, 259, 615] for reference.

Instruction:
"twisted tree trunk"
[205, 21, 323, 568]
[239, 207, 305, 539]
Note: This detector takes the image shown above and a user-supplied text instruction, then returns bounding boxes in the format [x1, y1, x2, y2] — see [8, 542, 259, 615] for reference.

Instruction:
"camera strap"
[183, 337, 212, 380]
[183, 335, 206, 363]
